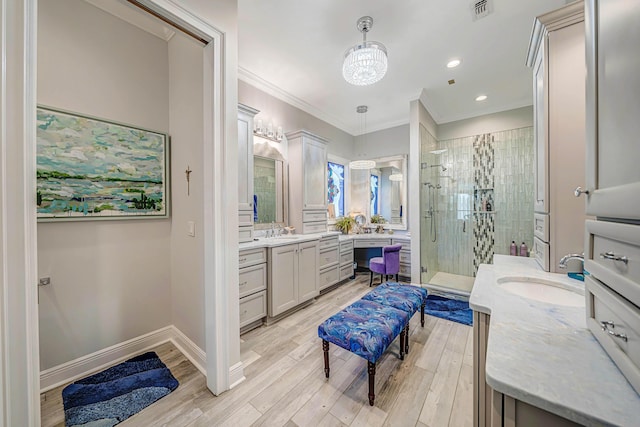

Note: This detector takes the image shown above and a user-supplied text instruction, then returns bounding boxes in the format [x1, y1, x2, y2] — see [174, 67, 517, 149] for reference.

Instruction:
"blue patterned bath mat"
[62, 351, 179, 427]
[425, 295, 473, 326]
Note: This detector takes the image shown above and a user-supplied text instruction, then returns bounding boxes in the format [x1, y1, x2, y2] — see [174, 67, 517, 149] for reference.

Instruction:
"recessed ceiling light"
[446, 59, 461, 68]
[475, 95, 488, 102]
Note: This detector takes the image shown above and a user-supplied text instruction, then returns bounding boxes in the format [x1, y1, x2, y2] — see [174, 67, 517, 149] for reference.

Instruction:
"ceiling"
[238, 0, 568, 135]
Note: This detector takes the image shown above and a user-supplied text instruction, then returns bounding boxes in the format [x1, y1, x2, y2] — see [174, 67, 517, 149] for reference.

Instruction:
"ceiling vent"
[471, 0, 493, 21]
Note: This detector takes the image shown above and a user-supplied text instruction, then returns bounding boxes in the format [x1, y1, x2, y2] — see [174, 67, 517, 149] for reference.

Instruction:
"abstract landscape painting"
[36, 107, 169, 220]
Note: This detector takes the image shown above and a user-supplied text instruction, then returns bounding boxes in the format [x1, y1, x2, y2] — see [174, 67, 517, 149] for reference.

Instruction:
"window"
[327, 161, 344, 218]
[370, 174, 379, 215]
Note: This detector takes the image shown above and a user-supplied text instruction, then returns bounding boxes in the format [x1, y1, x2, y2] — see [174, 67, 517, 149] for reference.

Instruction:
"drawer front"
[340, 264, 353, 281]
[391, 239, 411, 251]
[302, 221, 327, 234]
[399, 250, 411, 264]
[239, 226, 254, 243]
[238, 263, 267, 298]
[239, 248, 266, 268]
[340, 250, 354, 265]
[319, 246, 339, 269]
[303, 210, 327, 222]
[585, 220, 640, 307]
[353, 238, 391, 248]
[239, 290, 267, 328]
[398, 263, 411, 277]
[340, 241, 353, 252]
[533, 236, 550, 271]
[534, 213, 550, 242]
[586, 276, 640, 395]
[319, 235, 339, 250]
[239, 211, 253, 227]
[319, 265, 340, 290]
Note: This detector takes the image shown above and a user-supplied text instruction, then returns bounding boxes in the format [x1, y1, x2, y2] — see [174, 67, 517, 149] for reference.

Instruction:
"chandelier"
[349, 106, 376, 170]
[342, 16, 388, 86]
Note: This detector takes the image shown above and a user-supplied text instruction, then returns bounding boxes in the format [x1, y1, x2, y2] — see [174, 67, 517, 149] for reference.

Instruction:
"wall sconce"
[254, 118, 283, 142]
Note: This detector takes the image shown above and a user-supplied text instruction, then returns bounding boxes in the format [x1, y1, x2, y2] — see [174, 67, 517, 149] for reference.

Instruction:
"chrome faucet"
[558, 253, 584, 269]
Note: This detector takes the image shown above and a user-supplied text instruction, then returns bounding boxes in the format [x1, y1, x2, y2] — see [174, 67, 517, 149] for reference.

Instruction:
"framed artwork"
[36, 106, 170, 220]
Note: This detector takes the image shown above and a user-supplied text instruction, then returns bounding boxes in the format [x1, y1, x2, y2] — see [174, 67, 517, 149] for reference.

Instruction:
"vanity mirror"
[253, 150, 288, 229]
[350, 154, 407, 230]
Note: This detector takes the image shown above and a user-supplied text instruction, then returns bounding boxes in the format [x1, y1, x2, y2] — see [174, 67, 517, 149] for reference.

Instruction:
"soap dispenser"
[519, 242, 528, 257]
[510, 241, 517, 256]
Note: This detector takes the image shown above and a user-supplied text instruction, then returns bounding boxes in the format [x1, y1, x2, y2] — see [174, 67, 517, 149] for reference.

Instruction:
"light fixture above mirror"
[254, 118, 283, 142]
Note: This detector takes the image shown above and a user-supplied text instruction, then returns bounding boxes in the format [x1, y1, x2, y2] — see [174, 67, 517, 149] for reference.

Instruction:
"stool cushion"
[369, 257, 386, 274]
[362, 282, 428, 314]
[318, 299, 409, 363]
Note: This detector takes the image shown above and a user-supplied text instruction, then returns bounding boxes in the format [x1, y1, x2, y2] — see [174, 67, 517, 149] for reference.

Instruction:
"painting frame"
[36, 106, 170, 221]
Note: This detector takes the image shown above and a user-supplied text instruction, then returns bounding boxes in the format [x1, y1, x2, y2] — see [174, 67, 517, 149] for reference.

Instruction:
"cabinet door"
[238, 113, 254, 212]
[302, 138, 327, 210]
[533, 43, 549, 214]
[269, 244, 298, 316]
[586, 0, 640, 220]
[297, 240, 319, 303]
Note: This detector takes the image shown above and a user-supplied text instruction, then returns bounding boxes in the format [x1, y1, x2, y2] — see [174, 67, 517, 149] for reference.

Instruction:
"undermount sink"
[497, 277, 584, 307]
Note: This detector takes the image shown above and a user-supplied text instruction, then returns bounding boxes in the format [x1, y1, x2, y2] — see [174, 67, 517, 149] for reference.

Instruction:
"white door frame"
[1, 0, 238, 423]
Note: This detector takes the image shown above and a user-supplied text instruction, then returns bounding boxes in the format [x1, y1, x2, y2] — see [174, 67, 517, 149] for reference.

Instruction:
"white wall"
[352, 124, 409, 160]
[239, 80, 355, 159]
[37, 0, 172, 370]
[437, 106, 533, 140]
[168, 33, 205, 350]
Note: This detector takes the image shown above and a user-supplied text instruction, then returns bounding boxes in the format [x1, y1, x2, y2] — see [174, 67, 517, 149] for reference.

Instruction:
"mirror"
[253, 138, 288, 230]
[349, 155, 407, 230]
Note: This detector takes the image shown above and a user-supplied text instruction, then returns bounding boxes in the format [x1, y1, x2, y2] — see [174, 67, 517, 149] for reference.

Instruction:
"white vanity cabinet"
[286, 130, 328, 234]
[318, 235, 340, 291]
[393, 238, 411, 278]
[527, 2, 586, 272]
[268, 240, 319, 317]
[238, 104, 259, 243]
[339, 240, 354, 282]
[238, 248, 267, 331]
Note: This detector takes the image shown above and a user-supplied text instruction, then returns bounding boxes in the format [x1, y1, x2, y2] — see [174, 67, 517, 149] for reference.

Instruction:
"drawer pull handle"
[574, 186, 590, 197]
[240, 257, 247, 262]
[240, 281, 247, 287]
[601, 321, 628, 342]
[600, 251, 628, 265]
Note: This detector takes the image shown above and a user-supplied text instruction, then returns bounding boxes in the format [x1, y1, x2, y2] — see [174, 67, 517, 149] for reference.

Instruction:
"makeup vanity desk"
[338, 233, 411, 278]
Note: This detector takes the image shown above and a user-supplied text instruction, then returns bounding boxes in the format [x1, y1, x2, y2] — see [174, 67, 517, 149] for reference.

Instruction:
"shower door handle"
[463, 221, 466, 233]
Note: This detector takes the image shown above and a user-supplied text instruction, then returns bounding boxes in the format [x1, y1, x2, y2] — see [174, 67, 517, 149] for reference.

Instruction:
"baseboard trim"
[40, 325, 207, 393]
[228, 361, 245, 389]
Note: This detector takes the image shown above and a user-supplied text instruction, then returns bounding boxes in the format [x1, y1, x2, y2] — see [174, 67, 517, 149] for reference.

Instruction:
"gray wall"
[353, 124, 409, 160]
[37, 0, 172, 370]
[437, 106, 534, 140]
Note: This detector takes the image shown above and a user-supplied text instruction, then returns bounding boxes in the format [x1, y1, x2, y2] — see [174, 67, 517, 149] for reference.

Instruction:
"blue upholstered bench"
[318, 299, 409, 406]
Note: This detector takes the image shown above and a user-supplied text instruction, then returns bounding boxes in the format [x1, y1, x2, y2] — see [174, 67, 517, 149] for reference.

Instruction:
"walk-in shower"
[419, 125, 534, 295]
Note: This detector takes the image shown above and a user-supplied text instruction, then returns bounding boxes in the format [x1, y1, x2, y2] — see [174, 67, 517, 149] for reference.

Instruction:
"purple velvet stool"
[368, 244, 402, 286]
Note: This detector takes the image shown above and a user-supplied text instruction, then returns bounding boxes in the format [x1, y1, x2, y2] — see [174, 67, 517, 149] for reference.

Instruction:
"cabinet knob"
[574, 186, 590, 197]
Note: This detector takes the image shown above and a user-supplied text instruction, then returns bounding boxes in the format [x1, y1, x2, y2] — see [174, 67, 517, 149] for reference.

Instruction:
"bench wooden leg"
[421, 303, 425, 327]
[367, 361, 376, 406]
[322, 340, 330, 378]
[399, 329, 405, 360]
[405, 324, 410, 354]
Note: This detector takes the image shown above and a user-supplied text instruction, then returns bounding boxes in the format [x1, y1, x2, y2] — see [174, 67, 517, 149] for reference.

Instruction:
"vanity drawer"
[399, 250, 411, 264]
[319, 246, 339, 269]
[340, 240, 353, 252]
[303, 210, 327, 222]
[319, 235, 339, 250]
[392, 239, 411, 251]
[239, 226, 254, 243]
[585, 220, 640, 307]
[585, 276, 640, 395]
[239, 248, 266, 268]
[302, 221, 327, 234]
[353, 238, 391, 248]
[319, 265, 340, 290]
[239, 290, 267, 328]
[238, 263, 266, 298]
[398, 263, 411, 277]
[339, 263, 354, 281]
[239, 211, 253, 227]
[340, 250, 354, 265]
[533, 236, 550, 271]
[534, 213, 550, 242]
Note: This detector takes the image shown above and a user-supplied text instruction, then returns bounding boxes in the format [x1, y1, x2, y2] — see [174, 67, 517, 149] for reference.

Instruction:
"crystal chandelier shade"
[349, 159, 377, 170]
[342, 16, 388, 86]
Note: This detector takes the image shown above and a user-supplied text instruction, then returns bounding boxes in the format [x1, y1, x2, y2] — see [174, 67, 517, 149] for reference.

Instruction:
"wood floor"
[41, 274, 473, 427]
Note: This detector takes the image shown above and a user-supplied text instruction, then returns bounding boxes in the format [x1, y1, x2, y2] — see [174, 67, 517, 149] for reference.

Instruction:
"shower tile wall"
[432, 127, 534, 277]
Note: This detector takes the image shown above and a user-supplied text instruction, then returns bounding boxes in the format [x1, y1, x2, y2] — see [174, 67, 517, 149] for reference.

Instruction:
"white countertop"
[338, 232, 410, 242]
[239, 230, 410, 250]
[470, 255, 640, 427]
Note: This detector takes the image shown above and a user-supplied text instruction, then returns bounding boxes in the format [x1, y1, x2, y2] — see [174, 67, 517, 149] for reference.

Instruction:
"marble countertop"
[338, 232, 410, 242]
[470, 254, 640, 427]
[239, 230, 411, 250]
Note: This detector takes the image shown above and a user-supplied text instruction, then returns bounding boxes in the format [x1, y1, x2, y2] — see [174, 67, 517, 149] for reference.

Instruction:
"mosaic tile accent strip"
[472, 134, 496, 274]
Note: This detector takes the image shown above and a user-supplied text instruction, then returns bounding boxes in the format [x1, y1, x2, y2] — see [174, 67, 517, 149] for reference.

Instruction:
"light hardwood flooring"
[41, 274, 473, 427]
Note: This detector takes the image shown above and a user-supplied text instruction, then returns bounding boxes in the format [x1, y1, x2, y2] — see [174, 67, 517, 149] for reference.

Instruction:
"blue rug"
[62, 351, 179, 427]
[425, 295, 473, 326]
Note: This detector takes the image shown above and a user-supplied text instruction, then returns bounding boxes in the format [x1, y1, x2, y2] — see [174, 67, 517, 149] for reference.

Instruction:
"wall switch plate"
[39, 277, 51, 286]
[187, 221, 195, 237]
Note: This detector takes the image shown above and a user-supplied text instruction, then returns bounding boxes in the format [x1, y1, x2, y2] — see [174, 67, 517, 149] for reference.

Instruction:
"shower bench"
[318, 283, 428, 405]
